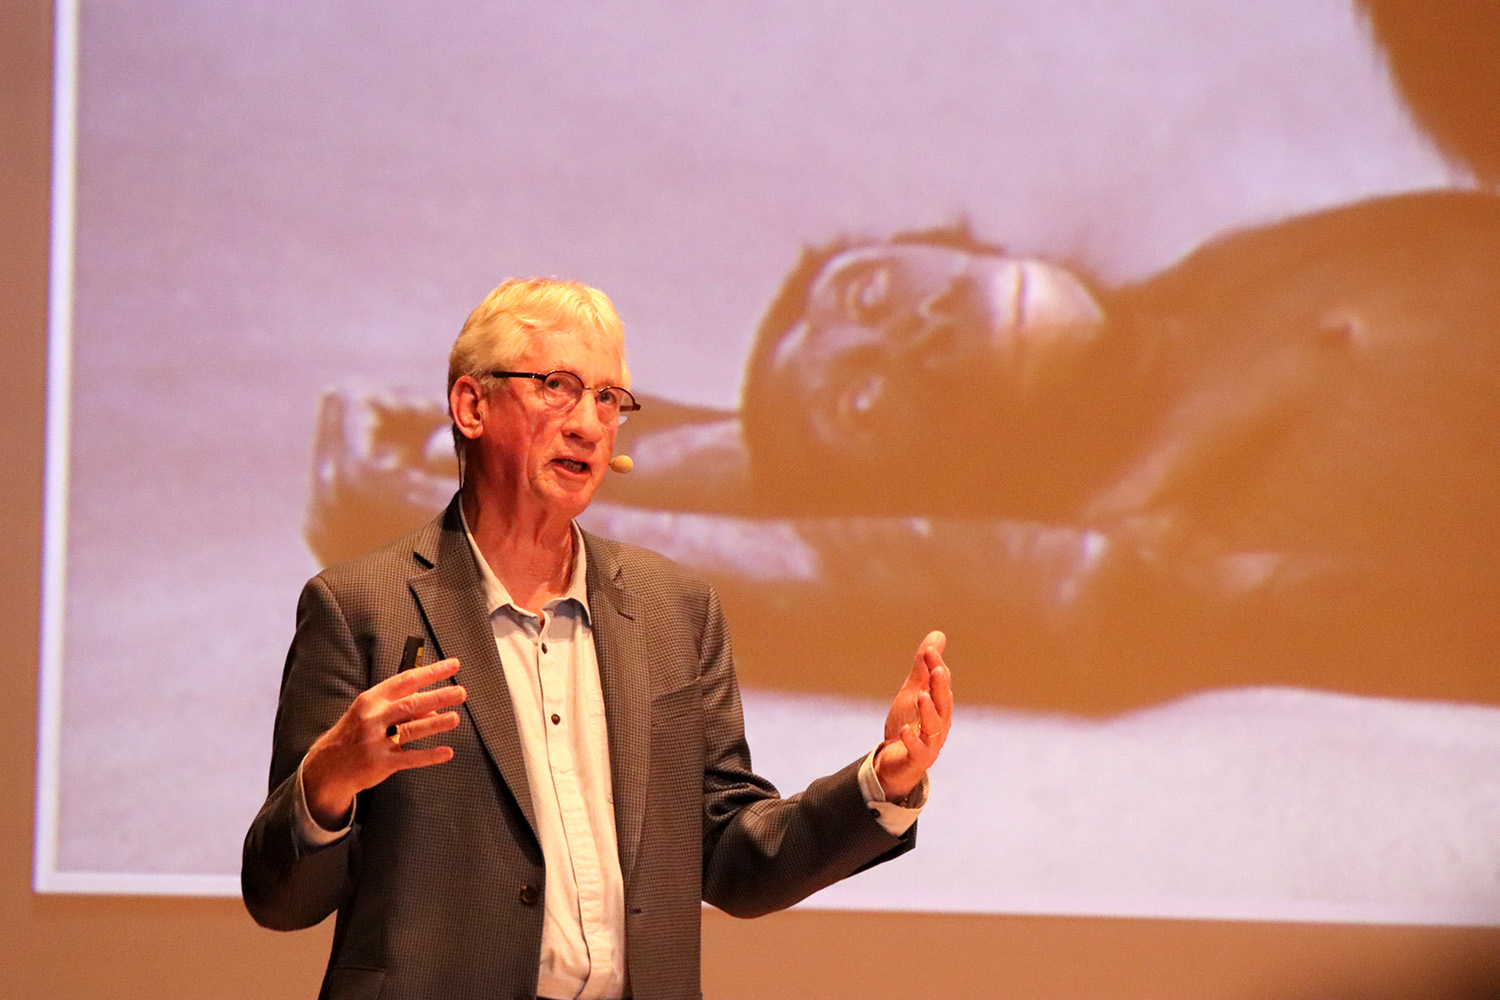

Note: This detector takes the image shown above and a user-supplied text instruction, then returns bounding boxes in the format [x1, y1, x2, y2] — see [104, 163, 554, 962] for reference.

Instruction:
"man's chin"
[537, 476, 602, 518]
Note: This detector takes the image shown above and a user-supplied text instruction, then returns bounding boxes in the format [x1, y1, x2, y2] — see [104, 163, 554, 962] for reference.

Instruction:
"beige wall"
[4, 6, 1499, 997]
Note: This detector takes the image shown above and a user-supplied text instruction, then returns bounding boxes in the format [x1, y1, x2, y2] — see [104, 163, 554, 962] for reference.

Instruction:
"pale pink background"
[40, 0, 1500, 925]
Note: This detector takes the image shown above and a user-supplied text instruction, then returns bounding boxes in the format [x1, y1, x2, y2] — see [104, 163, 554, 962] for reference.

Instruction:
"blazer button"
[518, 884, 540, 906]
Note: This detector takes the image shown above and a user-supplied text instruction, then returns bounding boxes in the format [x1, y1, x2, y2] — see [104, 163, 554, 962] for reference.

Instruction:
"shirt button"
[518, 884, 540, 906]
[541, 642, 548, 653]
[551, 713, 561, 725]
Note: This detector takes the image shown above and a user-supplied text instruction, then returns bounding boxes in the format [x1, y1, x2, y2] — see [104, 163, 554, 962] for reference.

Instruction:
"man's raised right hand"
[300, 658, 467, 830]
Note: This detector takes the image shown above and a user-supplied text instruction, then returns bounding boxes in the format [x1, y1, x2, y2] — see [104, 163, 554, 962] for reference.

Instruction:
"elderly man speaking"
[242, 277, 952, 1000]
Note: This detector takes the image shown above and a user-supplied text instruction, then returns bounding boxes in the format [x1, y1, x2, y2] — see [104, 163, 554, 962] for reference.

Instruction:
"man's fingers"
[900, 722, 936, 768]
[917, 692, 946, 748]
[917, 690, 938, 728]
[918, 630, 953, 723]
[886, 630, 949, 747]
[383, 684, 467, 727]
[907, 629, 946, 681]
[390, 744, 456, 771]
[376, 657, 461, 699]
[390, 710, 462, 746]
[899, 722, 922, 756]
[931, 661, 954, 721]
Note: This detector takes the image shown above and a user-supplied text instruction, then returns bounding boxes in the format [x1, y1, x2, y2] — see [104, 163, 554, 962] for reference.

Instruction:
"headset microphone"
[609, 455, 634, 474]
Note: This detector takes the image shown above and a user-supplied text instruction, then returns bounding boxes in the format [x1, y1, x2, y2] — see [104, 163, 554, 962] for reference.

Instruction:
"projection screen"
[34, 0, 1500, 930]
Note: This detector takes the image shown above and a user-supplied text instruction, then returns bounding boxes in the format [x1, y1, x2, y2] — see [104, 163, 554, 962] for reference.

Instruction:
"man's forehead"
[518, 327, 625, 373]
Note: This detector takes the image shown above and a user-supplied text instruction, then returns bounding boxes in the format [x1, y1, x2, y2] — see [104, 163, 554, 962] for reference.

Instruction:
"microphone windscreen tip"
[609, 454, 634, 474]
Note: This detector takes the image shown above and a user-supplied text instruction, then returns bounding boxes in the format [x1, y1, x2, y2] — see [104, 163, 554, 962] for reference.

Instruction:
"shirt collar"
[460, 507, 592, 622]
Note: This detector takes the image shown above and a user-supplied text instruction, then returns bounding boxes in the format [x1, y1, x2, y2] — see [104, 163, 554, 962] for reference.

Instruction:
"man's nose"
[562, 392, 609, 439]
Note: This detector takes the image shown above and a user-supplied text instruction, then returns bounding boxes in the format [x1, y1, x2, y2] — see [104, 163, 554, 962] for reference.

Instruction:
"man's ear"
[449, 375, 486, 442]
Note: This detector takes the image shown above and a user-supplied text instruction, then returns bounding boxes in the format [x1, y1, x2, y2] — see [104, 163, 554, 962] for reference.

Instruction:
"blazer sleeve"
[696, 584, 914, 918]
[241, 574, 369, 930]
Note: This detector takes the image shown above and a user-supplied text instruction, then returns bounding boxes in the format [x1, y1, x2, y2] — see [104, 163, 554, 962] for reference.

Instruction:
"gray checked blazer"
[242, 495, 914, 1000]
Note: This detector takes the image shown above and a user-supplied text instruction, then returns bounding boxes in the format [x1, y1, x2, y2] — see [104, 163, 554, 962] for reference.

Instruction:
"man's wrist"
[885, 778, 928, 809]
[296, 758, 355, 846]
[858, 749, 926, 837]
[872, 738, 922, 803]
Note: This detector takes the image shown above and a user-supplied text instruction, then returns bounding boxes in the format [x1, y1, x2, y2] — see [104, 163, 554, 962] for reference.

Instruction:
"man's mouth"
[554, 458, 590, 475]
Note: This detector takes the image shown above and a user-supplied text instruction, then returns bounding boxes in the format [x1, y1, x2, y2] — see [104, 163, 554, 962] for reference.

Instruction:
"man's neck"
[461, 488, 576, 615]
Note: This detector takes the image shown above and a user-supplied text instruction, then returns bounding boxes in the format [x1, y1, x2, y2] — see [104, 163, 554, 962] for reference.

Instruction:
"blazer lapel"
[584, 531, 649, 885]
[409, 496, 537, 838]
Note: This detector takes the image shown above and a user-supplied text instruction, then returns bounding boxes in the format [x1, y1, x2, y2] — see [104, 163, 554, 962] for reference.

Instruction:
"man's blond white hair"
[449, 277, 629, 391]
[448, 277, 630, 456]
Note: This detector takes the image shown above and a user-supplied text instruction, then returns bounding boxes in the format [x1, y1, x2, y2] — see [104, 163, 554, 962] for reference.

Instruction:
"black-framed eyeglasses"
[489, 370, 641, 423]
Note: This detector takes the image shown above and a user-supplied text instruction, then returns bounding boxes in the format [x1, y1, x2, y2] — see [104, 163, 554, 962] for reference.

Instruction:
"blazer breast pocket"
[651, 677, 702, 714]
[650, 679, 704, 736]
